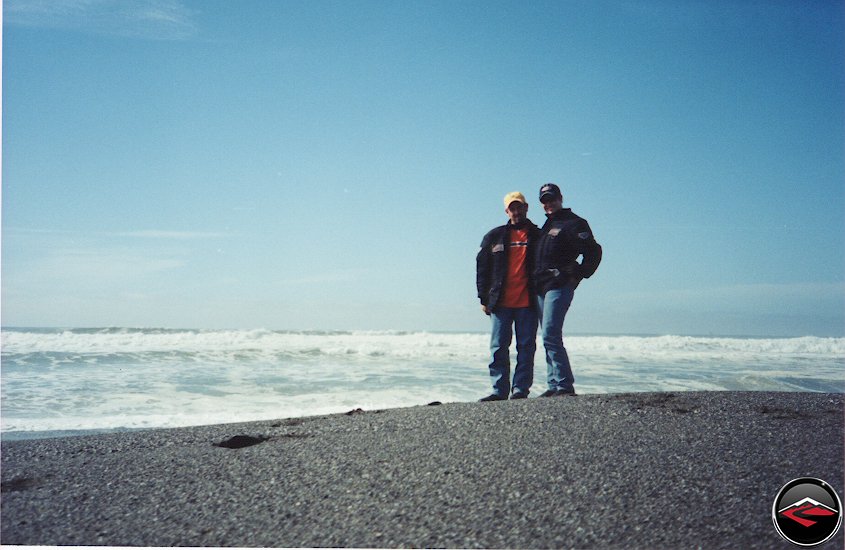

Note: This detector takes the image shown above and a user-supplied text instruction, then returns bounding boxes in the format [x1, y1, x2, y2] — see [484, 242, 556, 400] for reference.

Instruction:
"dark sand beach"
[2, 391, 843, 548]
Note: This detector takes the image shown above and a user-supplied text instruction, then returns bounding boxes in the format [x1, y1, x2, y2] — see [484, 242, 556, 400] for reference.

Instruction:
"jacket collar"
[546, 208, 572, 220]
[507, 218, 537, 230]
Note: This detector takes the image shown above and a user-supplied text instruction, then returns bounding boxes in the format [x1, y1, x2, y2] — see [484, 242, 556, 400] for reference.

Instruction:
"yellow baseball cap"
[503, 191, 527, 208]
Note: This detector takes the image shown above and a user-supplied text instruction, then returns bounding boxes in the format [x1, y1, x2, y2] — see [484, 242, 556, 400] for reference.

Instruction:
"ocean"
[2, 328, 843, 440]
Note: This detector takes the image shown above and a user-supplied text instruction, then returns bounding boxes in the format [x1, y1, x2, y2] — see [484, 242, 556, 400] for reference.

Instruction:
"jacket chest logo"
[492, 244, 505, 253]
[548, 228, 562, 237]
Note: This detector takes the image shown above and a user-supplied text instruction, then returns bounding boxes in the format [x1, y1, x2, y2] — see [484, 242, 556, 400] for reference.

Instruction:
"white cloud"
[4, 0, 198, 40]
[667, 281, 845, 310]
[597, 281, 845, 310]
[274, 271, 366, 286]
[577, 281, 845, 336]
[17, 247, 185, 287]
[2, 229, 197, 298]
[5, 227, 229, 240]
[116, 230, 230, 240]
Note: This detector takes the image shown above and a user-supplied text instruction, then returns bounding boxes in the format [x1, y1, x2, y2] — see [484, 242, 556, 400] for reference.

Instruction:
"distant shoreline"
[3, 387, 845, 443]
[1, 426, 153, 442]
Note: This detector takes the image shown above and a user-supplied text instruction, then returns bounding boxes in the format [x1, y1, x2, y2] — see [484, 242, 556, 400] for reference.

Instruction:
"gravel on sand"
[2, 391, 843, 548]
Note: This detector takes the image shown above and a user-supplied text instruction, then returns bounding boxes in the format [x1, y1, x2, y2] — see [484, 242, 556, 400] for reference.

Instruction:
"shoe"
[480, 394, 507, 402]
[510, 391, 528, 400]
[555, 389, 577, 397]
[538, 389, 558, 398]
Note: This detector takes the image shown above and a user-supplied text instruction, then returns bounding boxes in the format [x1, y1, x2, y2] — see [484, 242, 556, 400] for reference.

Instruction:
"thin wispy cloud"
[43, 248, 186, 279]
[116, 230, 230, 240]
[275, 271, 368, 287]
[3, 245, 187, 297]
[3, 0, 198, 40]
[612, 282, 845, 314]
[6, 227, 229, 240]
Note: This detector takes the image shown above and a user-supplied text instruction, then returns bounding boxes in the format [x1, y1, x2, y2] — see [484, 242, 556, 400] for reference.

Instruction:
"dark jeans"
[488, 306, 538, 396]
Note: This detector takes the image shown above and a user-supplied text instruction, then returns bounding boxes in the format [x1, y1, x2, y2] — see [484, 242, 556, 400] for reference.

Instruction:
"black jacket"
[476, 220, 540, 310]
[534, 208, 602, 293]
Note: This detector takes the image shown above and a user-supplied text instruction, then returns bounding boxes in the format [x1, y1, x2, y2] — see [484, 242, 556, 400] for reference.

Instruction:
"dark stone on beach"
[214, 435, 268, 449]
[427, 401, 442, 406]
[1, 477, 40, 493]
[345, 408, 365, 415]
[759, 405, 817, 419]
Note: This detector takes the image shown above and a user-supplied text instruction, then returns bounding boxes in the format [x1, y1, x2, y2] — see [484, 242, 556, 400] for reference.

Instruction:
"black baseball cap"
[539, 183, 562, 201]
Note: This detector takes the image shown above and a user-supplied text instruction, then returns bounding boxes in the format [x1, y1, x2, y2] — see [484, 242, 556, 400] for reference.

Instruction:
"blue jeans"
[488, 307, 538, 396]
[536, 286, 575, 392]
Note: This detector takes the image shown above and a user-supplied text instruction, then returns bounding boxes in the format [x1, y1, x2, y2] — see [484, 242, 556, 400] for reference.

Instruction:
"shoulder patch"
[577, 231, 591, 240]
[492, 244, 505, 253]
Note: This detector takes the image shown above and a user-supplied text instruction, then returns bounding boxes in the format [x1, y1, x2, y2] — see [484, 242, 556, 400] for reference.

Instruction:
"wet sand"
[2, 391, 843, 548]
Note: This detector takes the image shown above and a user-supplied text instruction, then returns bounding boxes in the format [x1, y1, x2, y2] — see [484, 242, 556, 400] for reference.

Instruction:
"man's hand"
[560, 261, 581, 275]
[481, 305, 492, 316]
[560, 261, 582, 285]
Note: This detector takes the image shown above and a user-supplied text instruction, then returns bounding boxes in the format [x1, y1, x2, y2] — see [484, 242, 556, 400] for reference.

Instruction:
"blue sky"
[2, 0, 843, 336]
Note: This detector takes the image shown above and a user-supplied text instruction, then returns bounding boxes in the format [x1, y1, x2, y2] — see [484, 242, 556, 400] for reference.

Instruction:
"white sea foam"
[1, 328, 488, 361]
[4, 329, 842, 362]
[2, 329, 843, 437]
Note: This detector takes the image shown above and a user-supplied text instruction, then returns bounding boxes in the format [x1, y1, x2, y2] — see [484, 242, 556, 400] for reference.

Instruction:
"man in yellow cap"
[475, 192, 540, 401]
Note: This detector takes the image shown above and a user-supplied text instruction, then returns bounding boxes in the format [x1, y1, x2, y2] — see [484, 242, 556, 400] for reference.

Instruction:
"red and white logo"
[773, 478, 842, 547]
[778, 497, 838, 528]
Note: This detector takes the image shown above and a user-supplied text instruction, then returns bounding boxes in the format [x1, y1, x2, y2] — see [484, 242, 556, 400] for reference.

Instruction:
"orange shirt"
[500, 227, 530, 308]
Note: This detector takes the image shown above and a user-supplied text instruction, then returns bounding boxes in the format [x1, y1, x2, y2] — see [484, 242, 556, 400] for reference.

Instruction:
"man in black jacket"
[476, 192, 540, 401]
[534, 183, 602, 397]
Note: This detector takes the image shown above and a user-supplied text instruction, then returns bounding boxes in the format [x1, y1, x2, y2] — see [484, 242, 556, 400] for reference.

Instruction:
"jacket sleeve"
[575, 221, 602, 279]
[476, 233, 492, 305]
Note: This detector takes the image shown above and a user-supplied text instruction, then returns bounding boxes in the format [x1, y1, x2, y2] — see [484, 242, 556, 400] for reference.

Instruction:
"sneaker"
[479, 394, 507, 402]
[510, 391, 528, 400]
[555, 389, 577, 397]
[538, 389, 558, 398]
